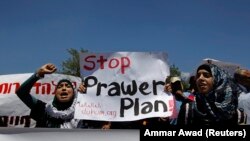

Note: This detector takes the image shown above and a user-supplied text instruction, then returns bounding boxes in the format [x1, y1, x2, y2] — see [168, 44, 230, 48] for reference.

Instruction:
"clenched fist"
[36, 63, 57, 77]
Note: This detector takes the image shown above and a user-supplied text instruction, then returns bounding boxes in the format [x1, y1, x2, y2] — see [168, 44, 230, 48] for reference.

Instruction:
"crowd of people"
[5, 61, 249, 129]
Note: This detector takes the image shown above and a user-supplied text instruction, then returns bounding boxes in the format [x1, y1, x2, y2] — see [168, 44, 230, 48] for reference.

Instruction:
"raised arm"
[15, 63, 57, 109]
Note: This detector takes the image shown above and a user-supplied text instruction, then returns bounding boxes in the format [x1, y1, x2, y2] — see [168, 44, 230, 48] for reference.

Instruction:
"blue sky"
[0, 0, 249, 75]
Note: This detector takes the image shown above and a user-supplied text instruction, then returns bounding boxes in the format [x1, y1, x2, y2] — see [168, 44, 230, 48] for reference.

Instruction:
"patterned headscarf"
[195, 63, 239, 122]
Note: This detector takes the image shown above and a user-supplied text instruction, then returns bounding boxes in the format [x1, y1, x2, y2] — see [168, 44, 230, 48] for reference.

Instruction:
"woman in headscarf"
[16, 63, 84, 128]
[177, 63, 241, 126]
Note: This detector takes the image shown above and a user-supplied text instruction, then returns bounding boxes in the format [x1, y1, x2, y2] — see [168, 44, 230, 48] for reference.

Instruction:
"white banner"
[202, 58, 240, 76]
[0, 73, 81, 127]
[75, 52, 174, 121]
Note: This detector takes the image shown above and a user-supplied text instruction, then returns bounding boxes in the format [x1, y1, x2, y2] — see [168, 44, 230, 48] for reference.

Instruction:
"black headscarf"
[53, 79, 75, 110]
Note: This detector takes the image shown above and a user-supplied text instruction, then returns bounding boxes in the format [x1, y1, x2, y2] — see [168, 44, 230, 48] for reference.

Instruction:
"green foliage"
[169, 64, 181, 77]
[59, 48, 88, 77]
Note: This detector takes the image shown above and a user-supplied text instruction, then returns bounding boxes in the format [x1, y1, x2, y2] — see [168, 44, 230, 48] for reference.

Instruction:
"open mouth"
[60, 92, 68, 98]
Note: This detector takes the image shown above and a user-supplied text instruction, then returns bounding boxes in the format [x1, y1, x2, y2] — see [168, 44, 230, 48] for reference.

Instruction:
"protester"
[164, 76, 193, 125]
[234, 68, 250, 91]
[186, 75, 197, 95]
[235, 68, 250, 124]
[177, 63, 241, 126]
[15, 63, 85, 128]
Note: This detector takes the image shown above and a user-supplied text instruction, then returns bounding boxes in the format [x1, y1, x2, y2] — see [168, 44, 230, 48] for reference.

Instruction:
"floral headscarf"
[195, 63, 240, 122]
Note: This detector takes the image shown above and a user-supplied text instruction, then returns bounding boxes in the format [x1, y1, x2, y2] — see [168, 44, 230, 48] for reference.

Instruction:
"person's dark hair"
[188, 75, 197, 92]
[197, 64, 212, 74]
[172, 81, 183, 93]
